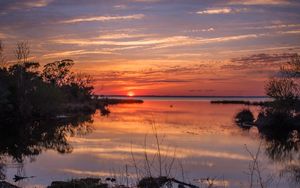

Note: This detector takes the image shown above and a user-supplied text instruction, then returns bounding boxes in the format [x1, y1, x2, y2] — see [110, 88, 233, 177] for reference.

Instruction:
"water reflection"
[1, 99, 300, 187]
[0, 111, 95, 184]
[235, 103, 300, 186]
[0, 114, 94, 162]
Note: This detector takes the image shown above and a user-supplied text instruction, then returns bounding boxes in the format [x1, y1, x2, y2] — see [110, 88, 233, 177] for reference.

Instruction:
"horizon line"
[97, 95, 268, 98]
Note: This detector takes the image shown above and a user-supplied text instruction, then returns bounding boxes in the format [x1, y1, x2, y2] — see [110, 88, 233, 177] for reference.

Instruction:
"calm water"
[3, 97, 298, 187]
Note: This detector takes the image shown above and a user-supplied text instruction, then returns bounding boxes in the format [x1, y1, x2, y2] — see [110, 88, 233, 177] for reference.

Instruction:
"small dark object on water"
[13, 175, 35, 182]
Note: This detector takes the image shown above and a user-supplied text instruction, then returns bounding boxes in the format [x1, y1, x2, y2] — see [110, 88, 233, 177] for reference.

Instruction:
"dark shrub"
[235, 109, 254, 124]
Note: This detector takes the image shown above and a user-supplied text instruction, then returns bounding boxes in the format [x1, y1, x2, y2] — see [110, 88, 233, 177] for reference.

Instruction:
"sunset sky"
[0, 0, 300, 96]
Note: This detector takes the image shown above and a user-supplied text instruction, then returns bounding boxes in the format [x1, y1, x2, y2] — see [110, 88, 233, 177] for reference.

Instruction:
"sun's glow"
[127, 91, 135, 97]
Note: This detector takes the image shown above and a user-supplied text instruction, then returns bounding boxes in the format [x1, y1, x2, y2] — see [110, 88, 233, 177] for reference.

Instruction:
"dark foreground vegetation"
[46, 177, 200, 188]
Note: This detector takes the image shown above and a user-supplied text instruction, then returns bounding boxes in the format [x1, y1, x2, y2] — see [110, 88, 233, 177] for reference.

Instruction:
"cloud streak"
[0, 0, 53, 12]
[95, 33, 151, 40]
[197, 8, 247, 15]
[231, 53, 296, 64]
[197, 8, 233, 15]
[51, 34, 259, 49]
[228, 0, 292, 5]
[43, 50, 113, 59]
[60, 14, 145, 24]
[222, 53, 297, 73]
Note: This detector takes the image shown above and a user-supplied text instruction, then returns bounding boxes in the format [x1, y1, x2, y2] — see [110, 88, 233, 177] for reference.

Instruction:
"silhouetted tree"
[42, 59, 74, 86]
[265, 54, 300, 111]
[0, 41, 5, 68]
[265, 77, 299, 101]
[62, 73, 94, 103]
[12, 41, 33, 117]
[0, 42, 95, 118]
[15, 41, 30, 64]
[280, 54, 300, 78]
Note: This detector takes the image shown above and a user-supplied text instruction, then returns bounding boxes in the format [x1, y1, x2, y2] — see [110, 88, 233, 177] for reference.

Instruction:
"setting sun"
[127, 91, 135, 97]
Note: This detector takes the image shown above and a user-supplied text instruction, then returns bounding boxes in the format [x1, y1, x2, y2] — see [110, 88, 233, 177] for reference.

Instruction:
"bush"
[235, 109, 255, 124]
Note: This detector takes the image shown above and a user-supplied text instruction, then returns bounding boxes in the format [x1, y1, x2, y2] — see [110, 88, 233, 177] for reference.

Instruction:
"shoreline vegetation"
[213, 54, 300, 132]
[0, 41, 143, 120]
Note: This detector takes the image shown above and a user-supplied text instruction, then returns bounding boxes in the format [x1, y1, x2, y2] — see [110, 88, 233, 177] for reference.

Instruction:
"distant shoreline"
[99, 95, 269, 98]
[97, 98, 144, 105]
[97, 96, 270, 102]
[210, 100, 271, 106]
